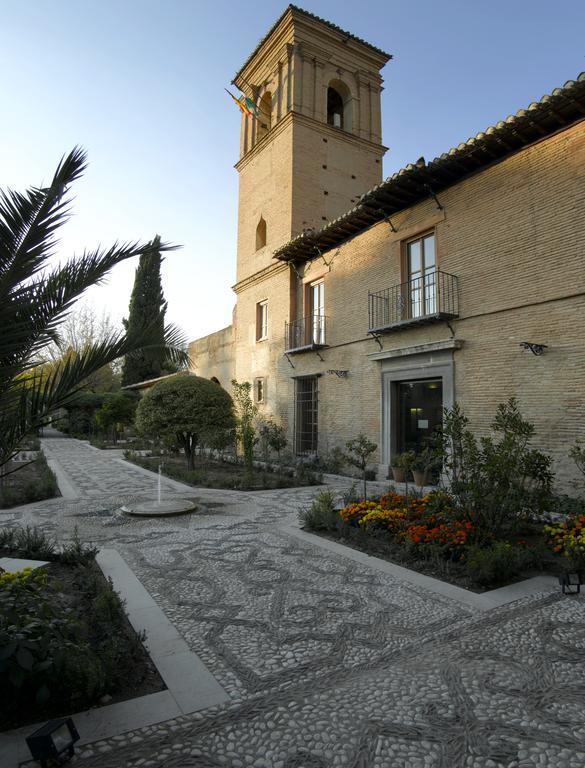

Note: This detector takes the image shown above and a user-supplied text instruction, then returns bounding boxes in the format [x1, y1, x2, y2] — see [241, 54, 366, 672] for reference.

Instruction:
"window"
[256, 300, 268, 341]
[307, 280, 325, 345]
[326, 79, 352, 132]
[405, 232, 436, 318]
[294, 376, 318, 455]
[256, 217, 267, 250]
[256, 91, 272, 141]
[327, 87, 344, 128]
[254, 377, 265, 404]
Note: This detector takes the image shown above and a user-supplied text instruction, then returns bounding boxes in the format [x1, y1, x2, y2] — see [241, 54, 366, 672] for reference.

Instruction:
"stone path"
[3, 435, 585, 767]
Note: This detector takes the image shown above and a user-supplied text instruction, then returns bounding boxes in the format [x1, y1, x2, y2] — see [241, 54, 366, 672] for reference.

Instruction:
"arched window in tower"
[256, 91, 272, 142]
[327, 80, 352, 132]
[256, 216, 267, 250]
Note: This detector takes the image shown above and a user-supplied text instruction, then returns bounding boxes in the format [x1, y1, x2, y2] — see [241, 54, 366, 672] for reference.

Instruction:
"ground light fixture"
[26, 717, 80, 767]
[559, 572, 583, 595]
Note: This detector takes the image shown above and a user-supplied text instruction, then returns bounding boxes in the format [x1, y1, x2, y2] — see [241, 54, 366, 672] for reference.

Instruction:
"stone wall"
[188, 326, 235, 389]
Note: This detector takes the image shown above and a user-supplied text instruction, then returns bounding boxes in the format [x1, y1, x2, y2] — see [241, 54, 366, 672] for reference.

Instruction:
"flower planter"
[412, 469, 429, 487]
[391, 467, 406, 483]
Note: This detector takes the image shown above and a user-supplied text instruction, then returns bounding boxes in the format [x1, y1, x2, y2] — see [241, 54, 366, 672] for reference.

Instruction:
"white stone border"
[0, 549, 228, 768]
[281, 523, 559, 612]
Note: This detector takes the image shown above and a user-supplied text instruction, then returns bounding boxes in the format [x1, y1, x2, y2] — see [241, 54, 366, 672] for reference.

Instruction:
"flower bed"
[300, 489, 557, 590]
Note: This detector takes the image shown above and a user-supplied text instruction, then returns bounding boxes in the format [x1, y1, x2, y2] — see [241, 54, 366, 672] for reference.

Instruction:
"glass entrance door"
[396, 379, 443, 454]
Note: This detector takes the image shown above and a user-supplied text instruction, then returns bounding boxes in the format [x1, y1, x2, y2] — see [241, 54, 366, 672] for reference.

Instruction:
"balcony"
[368, 270, 459, 333]
[284, 314, 328, 354]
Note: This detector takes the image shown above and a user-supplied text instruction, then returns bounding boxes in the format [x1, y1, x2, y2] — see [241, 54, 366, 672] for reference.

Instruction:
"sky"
[2, 0, 584, 341]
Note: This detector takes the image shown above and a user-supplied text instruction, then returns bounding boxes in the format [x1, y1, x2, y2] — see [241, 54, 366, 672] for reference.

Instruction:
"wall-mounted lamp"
[520, 341, 548, 356]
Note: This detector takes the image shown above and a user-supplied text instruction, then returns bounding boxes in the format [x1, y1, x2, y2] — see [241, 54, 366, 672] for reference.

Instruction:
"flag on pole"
[225, 89, 259, 118]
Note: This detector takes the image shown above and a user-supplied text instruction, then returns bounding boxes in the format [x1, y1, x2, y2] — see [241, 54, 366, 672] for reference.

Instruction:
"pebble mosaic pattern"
[3, 435, 585, 767]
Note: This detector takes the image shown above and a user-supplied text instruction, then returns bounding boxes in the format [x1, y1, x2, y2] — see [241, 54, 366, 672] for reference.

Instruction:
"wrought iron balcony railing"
[284, 314, 328, 353]
[368, 270, 459, 333]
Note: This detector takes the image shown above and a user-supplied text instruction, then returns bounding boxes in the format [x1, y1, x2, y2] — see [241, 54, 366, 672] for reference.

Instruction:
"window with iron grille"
[294, 376, 318, 455]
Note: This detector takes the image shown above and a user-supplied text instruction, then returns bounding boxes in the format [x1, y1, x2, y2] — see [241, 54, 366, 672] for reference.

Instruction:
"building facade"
[189, 5, 585, 490]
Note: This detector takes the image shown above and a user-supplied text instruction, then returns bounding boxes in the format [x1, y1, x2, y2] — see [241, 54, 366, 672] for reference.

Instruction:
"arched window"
[327, 87, 344, 128]
[327, 80, 352, 132]
[256, 91, 272, 141]
[256, 216, 267, 250]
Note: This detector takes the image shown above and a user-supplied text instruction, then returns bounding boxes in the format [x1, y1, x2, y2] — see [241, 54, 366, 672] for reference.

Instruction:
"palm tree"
[0, 147, 188, 468]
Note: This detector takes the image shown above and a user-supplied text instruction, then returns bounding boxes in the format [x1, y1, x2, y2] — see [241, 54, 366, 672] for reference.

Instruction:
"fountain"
[121, 462, 196, 517]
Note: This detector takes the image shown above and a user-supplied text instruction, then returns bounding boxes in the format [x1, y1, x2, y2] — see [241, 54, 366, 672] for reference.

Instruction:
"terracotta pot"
[391, 467, 406, 483]
[412, 469, 428, 487]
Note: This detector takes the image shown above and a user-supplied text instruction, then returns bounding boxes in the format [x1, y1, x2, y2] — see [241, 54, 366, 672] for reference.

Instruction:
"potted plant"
[390, 450, 415, 483]
[412, 447, 437, 487]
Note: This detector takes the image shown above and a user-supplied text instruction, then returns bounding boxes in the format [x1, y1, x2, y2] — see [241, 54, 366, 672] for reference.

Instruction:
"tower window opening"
[256, 216, 267, 250]
[327, 87, 344, 129]
[326, 80, 352, 133]
[256, 91, 272, 142]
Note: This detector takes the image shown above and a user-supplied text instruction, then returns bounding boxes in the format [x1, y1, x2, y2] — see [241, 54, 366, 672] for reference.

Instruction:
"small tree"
[258, 418, 287, 463]
[95, 393, 137, 444]
[231, 380, 258, 484]
[121, 236, 173, 387]
[136, 376, 235, 469]
[345, 434, 377, 500]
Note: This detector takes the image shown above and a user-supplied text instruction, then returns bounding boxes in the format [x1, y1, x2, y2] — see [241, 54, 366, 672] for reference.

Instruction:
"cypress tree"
[121, 235, 168, 386]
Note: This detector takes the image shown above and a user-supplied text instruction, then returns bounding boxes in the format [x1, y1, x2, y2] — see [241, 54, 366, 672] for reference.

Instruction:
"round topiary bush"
[135, 375, 236, 468]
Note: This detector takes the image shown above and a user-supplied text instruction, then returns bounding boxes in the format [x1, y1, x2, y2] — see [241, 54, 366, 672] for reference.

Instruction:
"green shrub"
[0, 452, 58, 508]
[60, 528, 99, 565]
[8, 526, 56, 559]
[294, 462, 323, 486]
[464, 542, 540, 586]
[436, 399, 554, 540]
[299, 489, 339, 531]
[0, 562, 142, 721]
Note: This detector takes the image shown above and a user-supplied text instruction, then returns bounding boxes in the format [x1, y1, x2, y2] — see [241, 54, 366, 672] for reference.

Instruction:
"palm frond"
[0, 147, 87, 295]
[0, 147, 187, 467]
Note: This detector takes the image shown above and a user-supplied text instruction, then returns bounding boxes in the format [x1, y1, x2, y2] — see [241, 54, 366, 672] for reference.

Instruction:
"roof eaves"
[273, 72, 585, 262]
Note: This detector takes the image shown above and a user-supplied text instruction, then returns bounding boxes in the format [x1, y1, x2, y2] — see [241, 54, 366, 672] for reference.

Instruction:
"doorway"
[395, 378, 443, 454]
[294, 376, 318, 455]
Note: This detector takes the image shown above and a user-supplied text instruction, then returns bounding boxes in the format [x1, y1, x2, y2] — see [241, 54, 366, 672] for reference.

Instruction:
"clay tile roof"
[233, 4, 391, 84]
[274, 72, 585, 263]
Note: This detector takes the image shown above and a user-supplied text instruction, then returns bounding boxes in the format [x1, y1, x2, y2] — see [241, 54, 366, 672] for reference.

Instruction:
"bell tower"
[233, 6, 391, 284]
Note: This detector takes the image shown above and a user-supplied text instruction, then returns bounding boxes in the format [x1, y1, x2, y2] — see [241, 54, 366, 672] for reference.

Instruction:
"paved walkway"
[3, 436, 585, 767]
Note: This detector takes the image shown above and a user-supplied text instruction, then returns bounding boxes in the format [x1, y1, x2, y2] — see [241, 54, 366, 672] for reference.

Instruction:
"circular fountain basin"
[122, 499, 197, 517]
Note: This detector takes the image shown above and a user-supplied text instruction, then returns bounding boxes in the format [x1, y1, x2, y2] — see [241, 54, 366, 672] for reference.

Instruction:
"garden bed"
[0, 452, 60, 508]
[127, 453, 323, 491]
[0, 529, 164, 731]
[300, 489, 561, 592]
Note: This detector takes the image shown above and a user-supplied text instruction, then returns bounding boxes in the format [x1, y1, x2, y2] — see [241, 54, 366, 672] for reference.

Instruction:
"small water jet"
[122, 462, 196, 517]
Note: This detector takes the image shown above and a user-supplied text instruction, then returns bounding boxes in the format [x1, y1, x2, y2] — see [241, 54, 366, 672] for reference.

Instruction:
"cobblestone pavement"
[4, 436, 585, 767]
